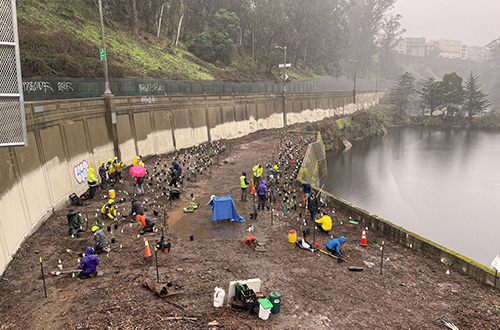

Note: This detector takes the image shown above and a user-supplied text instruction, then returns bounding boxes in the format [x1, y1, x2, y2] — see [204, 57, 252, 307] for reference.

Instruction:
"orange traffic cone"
[144, 237, 152, 258]
[291, 154, 294, 162]
[250, 180, 255, 194]
[360, 228, 367, 247]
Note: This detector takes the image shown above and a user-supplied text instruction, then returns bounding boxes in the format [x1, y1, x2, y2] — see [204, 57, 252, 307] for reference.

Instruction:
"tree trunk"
[303, 41, 308, 69]
[175, 6, 184, 47]
[251, 23, 255, 71]
[157, 4, 164, 39]
[131, 0, 139, 35]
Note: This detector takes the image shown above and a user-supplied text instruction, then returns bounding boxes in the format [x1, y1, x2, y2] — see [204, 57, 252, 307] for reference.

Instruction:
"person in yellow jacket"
[101, 199, 117, 220]
[315, 212, 332, 233]
[107, 162, 115, 185]
[87, 167, 98, 199]
[240, 172, 249, 202]
[252, 164, 263, 188]
[112, 157, 123, 181]
[132, 156, 144, 167]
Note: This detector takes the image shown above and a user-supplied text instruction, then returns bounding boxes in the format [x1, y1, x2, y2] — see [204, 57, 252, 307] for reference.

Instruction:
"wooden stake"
[271, 203, 274, 226]
[380, 241, 385, 275]
[39, 257, 47, 298]
[155, 247, 159, 283]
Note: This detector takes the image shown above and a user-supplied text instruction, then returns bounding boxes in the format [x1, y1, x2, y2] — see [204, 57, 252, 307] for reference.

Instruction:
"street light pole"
[349, 59, 357, 104]
[276, 45, 288, 128]
[98, 0, 112, 96]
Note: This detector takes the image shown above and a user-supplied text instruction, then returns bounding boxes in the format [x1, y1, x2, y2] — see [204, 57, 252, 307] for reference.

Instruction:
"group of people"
[69, 195, 157, 279]
[239, 163, 280, 211]
[85, 157, 124, 199]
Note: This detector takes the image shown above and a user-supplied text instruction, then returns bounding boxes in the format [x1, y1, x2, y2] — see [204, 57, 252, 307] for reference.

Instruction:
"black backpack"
[137, 176, 145, 184]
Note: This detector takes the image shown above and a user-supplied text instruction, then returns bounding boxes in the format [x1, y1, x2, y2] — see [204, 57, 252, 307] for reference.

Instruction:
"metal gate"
[0, 0, 27, 146]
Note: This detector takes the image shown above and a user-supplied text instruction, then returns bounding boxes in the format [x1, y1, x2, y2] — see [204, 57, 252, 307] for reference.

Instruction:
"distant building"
[395, 37, 489, 62]
[467, 46, 489, 62]
[426, 39, 462, 59]
[461, 45, 468, 60]
[395, 37, 426, 57]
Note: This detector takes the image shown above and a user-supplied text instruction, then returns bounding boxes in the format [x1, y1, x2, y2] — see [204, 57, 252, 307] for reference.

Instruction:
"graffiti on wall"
[74, 160, 89, 184]
[138, 83, 164, 94]
[22, 81, 75, 94]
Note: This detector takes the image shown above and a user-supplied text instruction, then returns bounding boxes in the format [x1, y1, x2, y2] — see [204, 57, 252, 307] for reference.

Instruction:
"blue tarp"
[207, 195, 245, 222]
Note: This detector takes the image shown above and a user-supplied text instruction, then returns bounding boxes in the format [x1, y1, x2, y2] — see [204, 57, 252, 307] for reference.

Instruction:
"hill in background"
[17, 0, 311, 82]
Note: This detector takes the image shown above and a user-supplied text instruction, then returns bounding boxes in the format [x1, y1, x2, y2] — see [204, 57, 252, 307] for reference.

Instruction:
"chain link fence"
[0, 0, 27, 146]
[22, 76, 392, 101]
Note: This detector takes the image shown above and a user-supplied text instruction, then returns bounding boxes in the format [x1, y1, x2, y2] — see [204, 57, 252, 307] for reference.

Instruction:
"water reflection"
[324, 127, 500, 266]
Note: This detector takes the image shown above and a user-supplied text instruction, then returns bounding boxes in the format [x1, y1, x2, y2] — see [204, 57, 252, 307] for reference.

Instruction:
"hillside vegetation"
[16, 0, 314, 81]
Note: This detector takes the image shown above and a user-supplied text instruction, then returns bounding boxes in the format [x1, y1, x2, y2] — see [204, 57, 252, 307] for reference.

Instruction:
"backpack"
[137, 176, 145, 184]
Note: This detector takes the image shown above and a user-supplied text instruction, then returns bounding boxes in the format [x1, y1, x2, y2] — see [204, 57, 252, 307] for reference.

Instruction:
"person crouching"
[137, 215, 155, 234]
[91, 226, 110, 254]
[77, 246, 99, 279]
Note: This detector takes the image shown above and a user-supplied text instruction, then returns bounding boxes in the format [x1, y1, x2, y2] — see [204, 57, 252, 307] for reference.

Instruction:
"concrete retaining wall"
[0, 91, 380, 275]
[299, 134, 498, 288]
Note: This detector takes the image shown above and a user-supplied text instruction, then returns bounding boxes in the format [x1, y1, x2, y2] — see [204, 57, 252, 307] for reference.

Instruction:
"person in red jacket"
[136, 215, 155, 234]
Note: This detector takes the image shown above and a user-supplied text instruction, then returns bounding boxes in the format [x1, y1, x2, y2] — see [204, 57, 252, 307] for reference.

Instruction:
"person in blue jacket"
[77, 246, 100, 279]
[256, 180, 269, 211]
[326, 236, 346, 257]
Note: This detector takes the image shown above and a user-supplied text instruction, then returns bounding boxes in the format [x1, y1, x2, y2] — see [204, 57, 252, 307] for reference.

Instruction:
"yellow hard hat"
[100, 161, 104, 166]
[274, 165, 278, 169]
[91, 226, 99, 232]
[108, 158, 112, 162]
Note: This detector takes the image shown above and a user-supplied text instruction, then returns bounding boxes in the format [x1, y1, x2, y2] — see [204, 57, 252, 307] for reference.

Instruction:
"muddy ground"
[1, 129, 499, 330]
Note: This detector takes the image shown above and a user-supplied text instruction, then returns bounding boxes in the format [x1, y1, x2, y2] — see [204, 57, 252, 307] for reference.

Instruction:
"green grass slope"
[17, 0, 294, 81]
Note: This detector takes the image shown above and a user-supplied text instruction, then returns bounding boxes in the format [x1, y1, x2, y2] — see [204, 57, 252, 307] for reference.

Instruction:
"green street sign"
[99, 48, 106, 61]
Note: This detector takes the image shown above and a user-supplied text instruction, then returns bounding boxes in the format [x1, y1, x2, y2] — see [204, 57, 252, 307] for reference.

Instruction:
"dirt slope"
[1, 129, 499, 330]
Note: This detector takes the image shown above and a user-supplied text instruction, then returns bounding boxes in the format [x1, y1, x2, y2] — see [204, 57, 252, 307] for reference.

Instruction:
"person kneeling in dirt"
[326, 236, 346, 257]
[91, 226, 110, 254]
[77, 246, 99, 279]
[101, 199, 117, 220]
[244, 235, 257, 248]
[129, 197, 144, 218]
[67, 209, 84, 236]
[136, 215, 155, 235]
[315, 212, 332, 234]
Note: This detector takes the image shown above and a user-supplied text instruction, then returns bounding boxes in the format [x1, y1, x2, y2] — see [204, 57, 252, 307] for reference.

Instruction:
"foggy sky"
[392, 0, 500, 46]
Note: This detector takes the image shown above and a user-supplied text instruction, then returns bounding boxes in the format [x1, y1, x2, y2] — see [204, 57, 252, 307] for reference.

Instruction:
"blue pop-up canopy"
[207, 195, 245, 222]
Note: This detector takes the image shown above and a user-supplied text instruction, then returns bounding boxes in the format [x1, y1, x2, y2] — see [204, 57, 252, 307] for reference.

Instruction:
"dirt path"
[1, 129, 499, 329]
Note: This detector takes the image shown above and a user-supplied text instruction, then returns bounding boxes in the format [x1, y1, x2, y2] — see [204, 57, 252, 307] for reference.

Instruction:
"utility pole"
[276, 45, 290, 128]
[98, 0, 112, 96]
[98, 0, 120, 160]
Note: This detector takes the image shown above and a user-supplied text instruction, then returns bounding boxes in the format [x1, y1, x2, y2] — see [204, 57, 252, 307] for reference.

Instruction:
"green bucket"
[269, 291, 281, 314]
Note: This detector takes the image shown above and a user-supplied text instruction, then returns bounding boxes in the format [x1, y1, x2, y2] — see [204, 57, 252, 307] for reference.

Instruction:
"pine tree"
[462, 72, 490, 120]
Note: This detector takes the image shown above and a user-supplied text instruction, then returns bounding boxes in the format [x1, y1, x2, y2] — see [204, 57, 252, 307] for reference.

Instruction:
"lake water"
[323, 126, 500, 267]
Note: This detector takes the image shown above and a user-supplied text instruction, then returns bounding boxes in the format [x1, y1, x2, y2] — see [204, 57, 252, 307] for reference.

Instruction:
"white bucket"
[213, 287, 225, 307]
[259, 303, 271, 320]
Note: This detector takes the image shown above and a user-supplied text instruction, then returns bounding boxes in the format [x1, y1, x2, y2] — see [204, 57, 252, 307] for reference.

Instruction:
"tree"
[187, 9, 240, 65]
[441, 72, 464, 117]
[418, 77, 444, 116]
[390, 72, 415, 116]
[462, 72, 491, 119]
[346, 0, 396, 75]
[376, 13, 405, 80]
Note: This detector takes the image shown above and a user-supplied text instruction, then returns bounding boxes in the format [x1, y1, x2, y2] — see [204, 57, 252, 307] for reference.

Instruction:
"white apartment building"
[395, 37, 426, 56]
[467, 46, 489, 62]
[426, 39, 463, 59]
